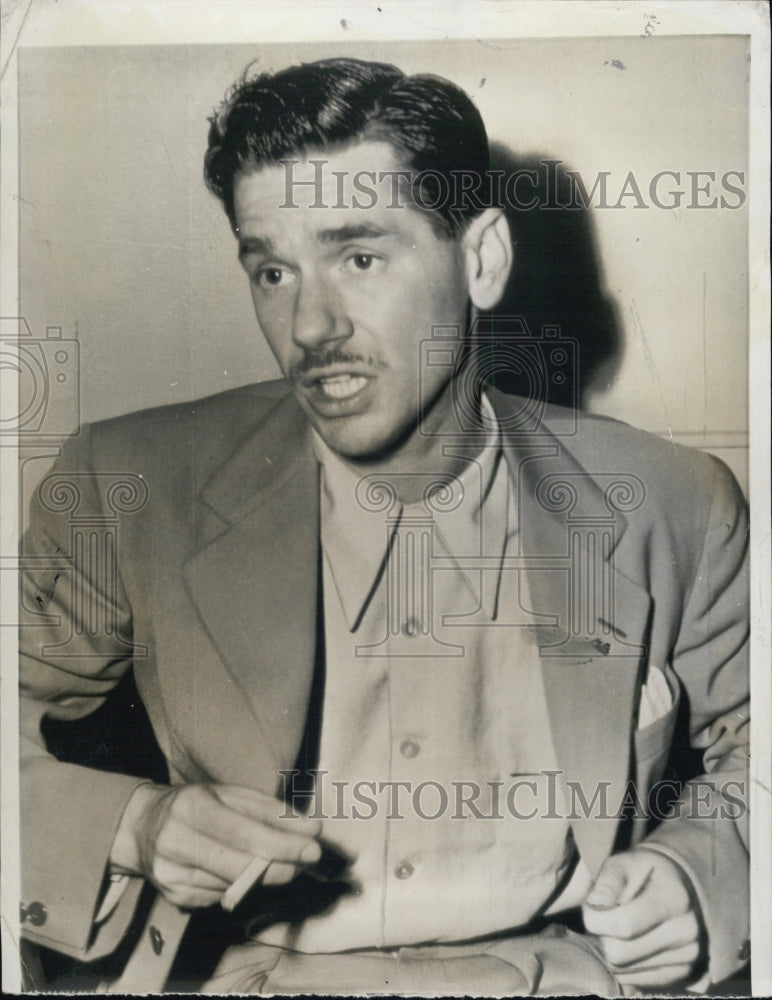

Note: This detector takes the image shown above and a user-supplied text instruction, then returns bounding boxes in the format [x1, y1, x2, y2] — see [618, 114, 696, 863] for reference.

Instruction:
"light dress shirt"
[256, 396, 576, 953]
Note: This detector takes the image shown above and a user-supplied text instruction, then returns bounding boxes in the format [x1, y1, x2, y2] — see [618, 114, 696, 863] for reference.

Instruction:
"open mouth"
[293, 363, 380, 416]
[316, 374, 370, 400]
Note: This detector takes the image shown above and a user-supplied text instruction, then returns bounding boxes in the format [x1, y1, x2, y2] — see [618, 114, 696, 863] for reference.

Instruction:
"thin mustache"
[289, 349, 387, 382]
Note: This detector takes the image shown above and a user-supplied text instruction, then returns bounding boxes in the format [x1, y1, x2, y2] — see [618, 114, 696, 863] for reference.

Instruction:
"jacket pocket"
[634, 664, 680, 764]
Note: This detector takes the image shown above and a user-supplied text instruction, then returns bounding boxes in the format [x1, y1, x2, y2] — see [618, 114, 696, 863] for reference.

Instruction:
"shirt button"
[401, 617, 420, 637]
[394, 861, 414, 880]
[400, 738, 421, 759]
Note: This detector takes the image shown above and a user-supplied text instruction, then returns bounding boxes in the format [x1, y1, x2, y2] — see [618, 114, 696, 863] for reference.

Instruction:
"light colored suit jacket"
[19, 382, 750, 984]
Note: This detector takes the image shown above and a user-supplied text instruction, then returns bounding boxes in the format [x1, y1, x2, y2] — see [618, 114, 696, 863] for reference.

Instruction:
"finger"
[617, 862, 654, 906]
[152, 858, 230, 909]
[585, 852, 659, 913]
[584, 858, 629, 912]
[262, 860, 302, 886]
[179, 793, 322, 866]
[608, 940, 700, 973]
[216, 812, 321, 865]
[584, 876, 689, 939]
[157, 825, 257, 884]
[179, 866, 232, 892]
[163, 881, 223, 910]
[154, 855, 231, 892]
[614, 963, 695, 988]
[212, 785, 323, 835]
[601, 913, 700, 968]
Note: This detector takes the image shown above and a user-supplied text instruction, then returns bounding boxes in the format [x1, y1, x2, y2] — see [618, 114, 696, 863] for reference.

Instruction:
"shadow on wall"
[480, 144, 622, 411]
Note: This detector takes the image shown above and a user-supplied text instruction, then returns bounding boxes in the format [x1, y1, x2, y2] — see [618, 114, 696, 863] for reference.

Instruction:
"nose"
[291, 274, 353, 351]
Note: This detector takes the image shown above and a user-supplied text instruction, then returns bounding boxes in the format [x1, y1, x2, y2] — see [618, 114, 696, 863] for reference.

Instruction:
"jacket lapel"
[180, 383, 652, 875]
[182, 392, 320, 780]
[492, 390, 652, 877]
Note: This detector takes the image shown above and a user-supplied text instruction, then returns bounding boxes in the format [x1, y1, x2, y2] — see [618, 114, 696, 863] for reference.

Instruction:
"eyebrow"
[238, 235, 274, 261]
[316, 223, 390, 244]
[237, 223, 391, 262]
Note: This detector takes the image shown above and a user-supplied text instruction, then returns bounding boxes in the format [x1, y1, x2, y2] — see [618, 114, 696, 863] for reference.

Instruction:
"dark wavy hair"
[203, 57, 492, 238]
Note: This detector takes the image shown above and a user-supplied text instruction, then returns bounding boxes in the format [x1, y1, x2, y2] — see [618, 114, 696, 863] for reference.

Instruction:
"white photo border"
[1, 1, 769, 994]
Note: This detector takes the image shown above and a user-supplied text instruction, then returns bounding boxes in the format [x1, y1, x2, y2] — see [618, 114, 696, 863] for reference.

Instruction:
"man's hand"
[111, 783, 322, 909]
[582, 848, 704, 989]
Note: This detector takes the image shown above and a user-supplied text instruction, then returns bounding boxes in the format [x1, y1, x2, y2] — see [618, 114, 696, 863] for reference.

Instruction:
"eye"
[253, 266, 295, 290]
[346, 252, 383, 274]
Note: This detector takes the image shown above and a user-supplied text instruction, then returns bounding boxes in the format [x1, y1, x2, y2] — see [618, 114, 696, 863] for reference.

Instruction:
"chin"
[316, 424, 407, 464]
[322, 438, 391, 463]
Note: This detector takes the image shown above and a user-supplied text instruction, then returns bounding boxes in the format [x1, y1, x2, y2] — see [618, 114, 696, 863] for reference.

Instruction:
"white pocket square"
[637, 664, 673, 729]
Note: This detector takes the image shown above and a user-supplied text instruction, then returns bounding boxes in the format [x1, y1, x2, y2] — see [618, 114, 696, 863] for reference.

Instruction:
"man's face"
[233, 142, 471, 461]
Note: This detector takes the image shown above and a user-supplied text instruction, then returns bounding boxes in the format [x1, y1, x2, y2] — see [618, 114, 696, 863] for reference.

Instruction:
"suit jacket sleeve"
[19, 425, 149, 960]
[641, 454, 749, 983]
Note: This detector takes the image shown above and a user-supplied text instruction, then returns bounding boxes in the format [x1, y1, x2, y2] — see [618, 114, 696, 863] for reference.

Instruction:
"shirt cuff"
[95, 872, 135, 924]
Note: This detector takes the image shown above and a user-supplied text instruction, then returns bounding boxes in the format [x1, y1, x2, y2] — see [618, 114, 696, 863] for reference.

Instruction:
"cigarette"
[222, 855, 271, 912]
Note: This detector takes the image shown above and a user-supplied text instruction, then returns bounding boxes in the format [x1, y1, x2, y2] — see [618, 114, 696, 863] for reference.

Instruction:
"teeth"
[318, 375, 368, 399]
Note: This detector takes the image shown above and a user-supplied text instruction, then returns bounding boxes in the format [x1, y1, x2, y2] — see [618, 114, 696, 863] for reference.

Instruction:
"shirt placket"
[379, 506, 469, 940]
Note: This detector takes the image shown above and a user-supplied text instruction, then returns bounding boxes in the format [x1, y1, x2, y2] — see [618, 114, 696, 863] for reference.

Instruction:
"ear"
[463, 209, 513, 311]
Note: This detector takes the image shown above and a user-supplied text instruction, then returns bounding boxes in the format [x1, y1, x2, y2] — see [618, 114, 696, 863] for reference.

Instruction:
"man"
[19, 57, 749, 994]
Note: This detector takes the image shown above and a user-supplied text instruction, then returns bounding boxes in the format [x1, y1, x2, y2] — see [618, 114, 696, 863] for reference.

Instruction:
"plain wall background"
[18, 36, 749, 491]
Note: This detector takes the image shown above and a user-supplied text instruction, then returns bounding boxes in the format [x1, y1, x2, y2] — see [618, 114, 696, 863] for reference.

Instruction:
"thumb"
[585, 856, 629, 912]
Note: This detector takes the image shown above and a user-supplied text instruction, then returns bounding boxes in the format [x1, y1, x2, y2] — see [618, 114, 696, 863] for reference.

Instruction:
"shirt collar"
[313, 394, 510, 631]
